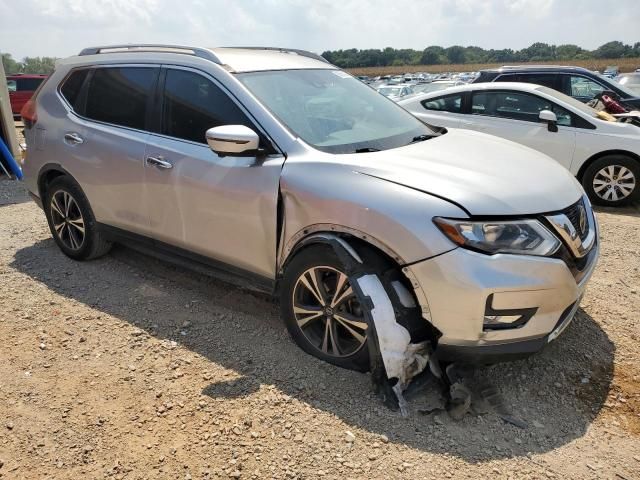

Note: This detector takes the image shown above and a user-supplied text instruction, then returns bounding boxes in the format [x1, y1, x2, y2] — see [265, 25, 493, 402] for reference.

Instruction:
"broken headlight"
[433, 218, 560, 256]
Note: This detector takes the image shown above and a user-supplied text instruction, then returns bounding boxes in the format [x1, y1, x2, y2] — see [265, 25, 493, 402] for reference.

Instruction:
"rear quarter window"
[60, 70, 89, 109]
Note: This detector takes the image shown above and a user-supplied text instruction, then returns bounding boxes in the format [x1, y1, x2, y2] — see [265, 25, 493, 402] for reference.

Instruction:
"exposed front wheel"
[583, 155, 639, 207]
[280, 245, 371, 371]
[44, 176, 112, 260]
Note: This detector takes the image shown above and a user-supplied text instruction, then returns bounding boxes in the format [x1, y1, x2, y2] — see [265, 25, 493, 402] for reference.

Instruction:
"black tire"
[280, 244, 373, 372]
[582, 155, 640, 207]
[44, 176, 112, 260]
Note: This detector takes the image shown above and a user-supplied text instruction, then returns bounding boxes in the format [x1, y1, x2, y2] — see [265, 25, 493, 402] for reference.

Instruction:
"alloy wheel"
[50, 190, 85, 250]
[292, 266, 368, 358]
[592, 165, 636, 202]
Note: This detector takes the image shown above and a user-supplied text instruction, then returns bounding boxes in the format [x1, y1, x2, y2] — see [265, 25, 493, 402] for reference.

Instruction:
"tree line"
[322, 41, 640, 68]
[1, 53, 57, 75]
[3, 41, 640, 74]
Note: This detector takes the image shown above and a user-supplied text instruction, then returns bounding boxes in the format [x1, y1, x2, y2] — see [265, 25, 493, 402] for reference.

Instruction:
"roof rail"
[78, 44, 221, 64]
[221, 46, 329, 64]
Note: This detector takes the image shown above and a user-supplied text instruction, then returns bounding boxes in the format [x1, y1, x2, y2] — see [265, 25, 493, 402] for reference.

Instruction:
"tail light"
[20, 74, 50, 129]
[21, 98, 37, 128]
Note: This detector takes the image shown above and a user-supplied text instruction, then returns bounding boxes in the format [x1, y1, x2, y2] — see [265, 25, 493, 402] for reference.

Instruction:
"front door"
[144, 67, 285, 279]
[466, 90, 577, 169]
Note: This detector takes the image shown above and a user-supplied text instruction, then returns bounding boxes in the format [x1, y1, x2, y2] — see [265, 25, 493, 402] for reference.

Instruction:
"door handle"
[64, 132, 84, 145]
[146, 156, 173, 169]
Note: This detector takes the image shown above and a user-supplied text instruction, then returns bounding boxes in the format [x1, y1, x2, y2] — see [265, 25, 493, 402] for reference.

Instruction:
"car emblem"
[578, 204, 587, 235]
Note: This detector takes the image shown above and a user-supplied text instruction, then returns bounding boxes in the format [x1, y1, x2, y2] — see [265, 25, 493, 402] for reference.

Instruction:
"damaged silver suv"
[22, 45, 598, 405]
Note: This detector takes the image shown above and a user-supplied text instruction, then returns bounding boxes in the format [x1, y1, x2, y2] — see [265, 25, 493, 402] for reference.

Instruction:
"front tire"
[44, 176, 112, 260]
[280, 245, 371, 372]
[582, 155, 639, 207]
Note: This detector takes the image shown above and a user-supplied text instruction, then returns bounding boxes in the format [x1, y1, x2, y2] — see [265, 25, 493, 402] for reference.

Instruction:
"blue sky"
[1, 0, 638, 60]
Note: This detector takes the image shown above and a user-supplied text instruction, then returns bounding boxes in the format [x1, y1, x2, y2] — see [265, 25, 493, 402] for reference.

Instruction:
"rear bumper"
[407, 243, 598, 364]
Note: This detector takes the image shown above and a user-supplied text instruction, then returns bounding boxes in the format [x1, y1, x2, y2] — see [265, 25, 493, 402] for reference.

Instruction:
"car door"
[143, 66, 285, 279]
[463, 90, 577, 168]
[64, 65, 158, 234]
[410, 92, 465, 128]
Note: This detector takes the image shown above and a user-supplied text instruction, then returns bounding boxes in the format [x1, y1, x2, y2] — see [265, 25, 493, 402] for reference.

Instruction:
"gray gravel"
[0, 177, 638, 479]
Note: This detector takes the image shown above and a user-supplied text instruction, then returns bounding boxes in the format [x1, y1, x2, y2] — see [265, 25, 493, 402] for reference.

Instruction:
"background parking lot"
[0, 175, 638, 479]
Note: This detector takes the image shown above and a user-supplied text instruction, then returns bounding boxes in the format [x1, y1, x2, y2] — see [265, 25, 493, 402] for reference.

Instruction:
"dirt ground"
[0, 175, 639, 480]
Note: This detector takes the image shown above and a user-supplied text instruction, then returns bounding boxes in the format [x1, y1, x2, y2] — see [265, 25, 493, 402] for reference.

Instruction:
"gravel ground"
[0, 176, 638, 480]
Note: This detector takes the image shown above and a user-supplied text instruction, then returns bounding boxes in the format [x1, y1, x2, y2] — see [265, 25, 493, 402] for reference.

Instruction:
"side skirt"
[97, 223, 276, 295]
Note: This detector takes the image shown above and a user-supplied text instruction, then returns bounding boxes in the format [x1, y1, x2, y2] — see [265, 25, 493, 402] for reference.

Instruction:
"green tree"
[20, 57, 57, 74]
[593, 41, 628, 59]
[420, 46, 445, 65]
[446, 45, 466, 64]
[556, 44, 585, 60]
[1, 53, 20, 74]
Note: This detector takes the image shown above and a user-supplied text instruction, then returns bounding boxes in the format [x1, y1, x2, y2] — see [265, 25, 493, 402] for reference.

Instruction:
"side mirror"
[539, 110, 558, 132]
[205, 125, 260, 156]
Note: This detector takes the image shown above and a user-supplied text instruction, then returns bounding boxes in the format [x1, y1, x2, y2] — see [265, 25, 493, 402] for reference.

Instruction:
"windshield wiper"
[354, 147, 381, 153]
[409, 134, 433, 144]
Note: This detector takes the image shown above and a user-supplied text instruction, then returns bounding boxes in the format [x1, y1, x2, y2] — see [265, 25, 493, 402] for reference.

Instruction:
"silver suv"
[21, 45, 598, 403]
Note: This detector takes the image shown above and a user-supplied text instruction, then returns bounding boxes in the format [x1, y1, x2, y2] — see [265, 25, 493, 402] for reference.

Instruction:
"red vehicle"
[6, 74, 48, 116]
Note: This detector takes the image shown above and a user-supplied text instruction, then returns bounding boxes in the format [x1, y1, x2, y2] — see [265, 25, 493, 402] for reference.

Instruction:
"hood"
[336, 129, 583, 216]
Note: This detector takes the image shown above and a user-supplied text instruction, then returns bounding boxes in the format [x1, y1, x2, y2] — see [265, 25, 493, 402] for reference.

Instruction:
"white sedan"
[399, 82, 640, 206]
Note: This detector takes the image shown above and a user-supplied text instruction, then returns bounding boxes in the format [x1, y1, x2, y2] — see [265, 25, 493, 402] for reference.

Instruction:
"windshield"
[378, 86, 401, 96]
[237, 69, 433, 154]
[595, 73, 638, 97]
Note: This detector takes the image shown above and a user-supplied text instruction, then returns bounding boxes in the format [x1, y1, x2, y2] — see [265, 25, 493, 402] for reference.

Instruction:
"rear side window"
[472, 91, 574, 126]
[7, 80, 17, 92]
[161, 69, 254, 143]
[85, 67, 157, 130]
[421, 93, 463, 113]
[15, 78, 45, 91]
[60, 70, 89, 109]
[517, 74, 556, 89]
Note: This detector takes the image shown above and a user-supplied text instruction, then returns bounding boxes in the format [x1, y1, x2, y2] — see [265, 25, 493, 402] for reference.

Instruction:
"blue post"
[0, 136, 22, 180]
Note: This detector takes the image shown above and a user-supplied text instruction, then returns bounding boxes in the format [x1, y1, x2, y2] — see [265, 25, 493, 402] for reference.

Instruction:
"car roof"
[7, 74, 48, 79]
[397, 82, 548, 103]
[480, 65, 593, 74]
[64, 45, 333, 73]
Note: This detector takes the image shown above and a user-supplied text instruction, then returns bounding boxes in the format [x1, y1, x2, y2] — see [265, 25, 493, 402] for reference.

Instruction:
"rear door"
[67, 65, 159, 234]
[143, 66, 285, 278]
[465, 90, 576, 168]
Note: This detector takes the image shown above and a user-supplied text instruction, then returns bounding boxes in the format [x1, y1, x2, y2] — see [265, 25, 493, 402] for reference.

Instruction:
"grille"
[563, 198, 589, 241]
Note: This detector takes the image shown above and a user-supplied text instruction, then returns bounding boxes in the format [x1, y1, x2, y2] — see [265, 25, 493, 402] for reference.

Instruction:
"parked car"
[616, 73, 640, 95]
[473, 66, 640, 110]
[399, 82, 640, 206]
[603, 66, 619, 79]
[376, 84, 414, 101]
[21, 45, 598, 399]
[6, 74, 47, 116]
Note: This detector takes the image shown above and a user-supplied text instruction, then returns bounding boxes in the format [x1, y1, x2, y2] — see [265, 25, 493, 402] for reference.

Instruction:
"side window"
[7, 80, 16, 92]
[16, 78, 45, 91]
[472, 91, 573, 126]
[421, 94, 463, 113]
[569, 76, 604, 99]
[60, 70, 89, 109]
[495, 74, 518, 82]
[518, 74, 556, 89]
[161, 69, 254, 144]
[85, 67, 157, 130]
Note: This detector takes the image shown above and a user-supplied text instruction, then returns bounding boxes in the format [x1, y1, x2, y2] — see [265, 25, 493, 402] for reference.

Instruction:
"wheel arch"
[37, 163, 75, 201]
[576, 150, 640, 181]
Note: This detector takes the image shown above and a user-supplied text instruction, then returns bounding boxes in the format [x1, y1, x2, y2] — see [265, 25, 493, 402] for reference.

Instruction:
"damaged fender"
[296, 233, 435, 416]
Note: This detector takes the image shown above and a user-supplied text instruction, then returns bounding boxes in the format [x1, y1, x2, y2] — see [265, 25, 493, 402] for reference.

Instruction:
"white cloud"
[0, 0, 638, 60]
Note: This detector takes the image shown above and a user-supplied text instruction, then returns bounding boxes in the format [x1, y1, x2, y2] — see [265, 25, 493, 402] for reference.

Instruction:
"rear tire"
[44, 176, 112, 260]
[582, 155, 639, 207]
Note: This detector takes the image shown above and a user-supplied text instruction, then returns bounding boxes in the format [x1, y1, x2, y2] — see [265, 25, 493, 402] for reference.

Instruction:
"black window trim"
[468, 88, 593, 129]
[151, 64, 281, 155]
[57, 63, 161, 135]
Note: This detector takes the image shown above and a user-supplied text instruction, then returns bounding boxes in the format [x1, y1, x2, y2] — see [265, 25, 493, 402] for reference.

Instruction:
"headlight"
[433, 217, 560, 256]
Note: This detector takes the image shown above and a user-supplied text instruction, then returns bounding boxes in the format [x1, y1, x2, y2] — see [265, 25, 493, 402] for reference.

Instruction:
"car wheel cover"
[292, 266, 368, 358]
[50, 190, 85, 250]
[592, 164, 636, 202]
